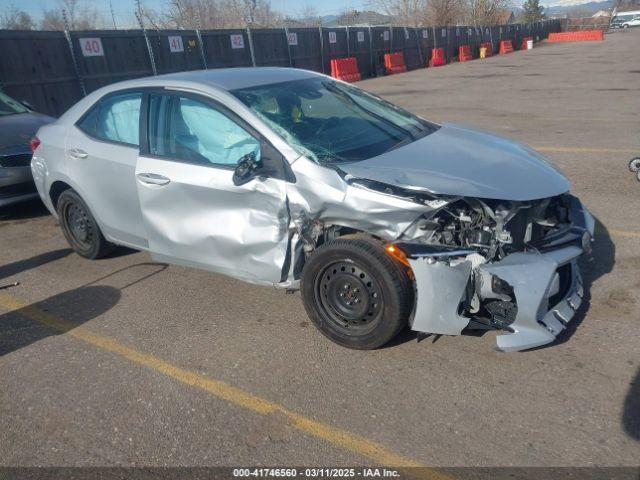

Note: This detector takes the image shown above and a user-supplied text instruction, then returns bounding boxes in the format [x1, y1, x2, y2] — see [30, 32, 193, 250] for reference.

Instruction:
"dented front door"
[135, 91, 290, 285]
[135, 155, 290, 285]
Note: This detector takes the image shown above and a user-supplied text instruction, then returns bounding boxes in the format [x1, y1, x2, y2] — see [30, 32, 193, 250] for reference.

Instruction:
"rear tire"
[301, 237, 414, 350]
[57, 189, 114, 259]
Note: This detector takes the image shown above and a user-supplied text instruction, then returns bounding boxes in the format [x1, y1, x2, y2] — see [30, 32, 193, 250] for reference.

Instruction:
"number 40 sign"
[79, 37, 104, 57]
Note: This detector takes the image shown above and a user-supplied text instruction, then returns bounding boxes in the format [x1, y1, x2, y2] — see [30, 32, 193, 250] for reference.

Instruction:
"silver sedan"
[31, 68, 594, 352]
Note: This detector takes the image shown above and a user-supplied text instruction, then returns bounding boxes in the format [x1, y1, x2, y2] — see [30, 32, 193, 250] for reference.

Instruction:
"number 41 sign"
[79, 37, 104, 57]
[168, 36, 184, 53]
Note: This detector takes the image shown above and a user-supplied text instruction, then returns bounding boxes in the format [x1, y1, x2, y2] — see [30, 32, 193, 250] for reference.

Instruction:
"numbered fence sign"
[328, 31, 337, 44]
[287, 32, 298, 46]
[357, 31, 365, 42]
[468, 28, 472, 36]
[230, 34, 245, 49]
[456, 28, 460, 36]
[422, 29, 429, 39]
[441, 29, 446, 37]
[80, 37, 104, 57]
[404, 28, 409, 39]
[168, 36, 184, 53]
[383, 30, 390, 41]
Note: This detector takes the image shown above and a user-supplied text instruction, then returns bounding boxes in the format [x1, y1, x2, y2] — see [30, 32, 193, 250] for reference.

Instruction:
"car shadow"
[0, 285, 121, 357]
[0, 249, 72, 283]
[0, 199, 50, 222]
[0, 262, 168, 357]
[622, 367, 640, 441]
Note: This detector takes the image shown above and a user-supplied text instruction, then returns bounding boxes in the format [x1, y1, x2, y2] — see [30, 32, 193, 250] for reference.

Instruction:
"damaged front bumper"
[405, 203, 595, 352]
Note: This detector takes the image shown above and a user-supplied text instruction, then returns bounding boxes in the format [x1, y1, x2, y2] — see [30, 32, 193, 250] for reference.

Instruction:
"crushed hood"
[338, 123, 571, 201]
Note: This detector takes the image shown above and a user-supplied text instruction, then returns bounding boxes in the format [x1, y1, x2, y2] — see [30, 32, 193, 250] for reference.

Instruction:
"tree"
[369, 0, 428, 26]
[423, 0, 465, 25]
[0, 3, 35, 29]
[521, 0, 544, 23]
[160, 0, 282, 29]
[40, 0, 104, 30]
[297, 3, 320, 26]
[466, 0, 514, 26]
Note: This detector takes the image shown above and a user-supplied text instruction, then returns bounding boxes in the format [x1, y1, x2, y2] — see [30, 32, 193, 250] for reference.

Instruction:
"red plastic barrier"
[429, 48, 446, 67]
[547, 30, 604, 42]
[520, 36, 533, 50]
[499, 40, 514, 54]
[458, 45, 473, 62]
[330, 57, 361, 83]
[479, 42, 493, 57]
[384, 52, 407, 75]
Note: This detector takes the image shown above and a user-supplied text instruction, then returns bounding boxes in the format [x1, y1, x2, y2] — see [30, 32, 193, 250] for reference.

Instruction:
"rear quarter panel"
[31, 122, 69, 216]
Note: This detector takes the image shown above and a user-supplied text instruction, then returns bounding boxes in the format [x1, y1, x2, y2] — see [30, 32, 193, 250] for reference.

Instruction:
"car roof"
[115, 67, 322, 92]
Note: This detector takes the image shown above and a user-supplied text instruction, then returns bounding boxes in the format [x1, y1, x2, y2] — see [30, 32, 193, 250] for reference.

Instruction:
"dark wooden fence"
[0, 20, 561, 117]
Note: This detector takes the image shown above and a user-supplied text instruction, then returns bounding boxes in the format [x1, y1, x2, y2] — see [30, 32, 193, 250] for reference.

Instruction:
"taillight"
[30, 136, 41, 153]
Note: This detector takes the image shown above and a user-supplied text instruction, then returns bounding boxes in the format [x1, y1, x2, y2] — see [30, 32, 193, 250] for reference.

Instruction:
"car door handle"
[68, 148, 88, 159]
[137, 173, 171, 186]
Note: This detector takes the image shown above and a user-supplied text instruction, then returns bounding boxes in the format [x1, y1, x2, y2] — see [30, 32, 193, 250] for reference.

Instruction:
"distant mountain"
[542, 0, 612, 12]
[321, 15, 339, 24]
[321, 11, 394, 26]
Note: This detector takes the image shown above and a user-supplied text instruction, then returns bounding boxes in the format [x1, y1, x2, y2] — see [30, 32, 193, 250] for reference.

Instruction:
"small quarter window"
[96, 92, 142, 146]
[77, 92, 142, 146]
[77, 104, 99, 137]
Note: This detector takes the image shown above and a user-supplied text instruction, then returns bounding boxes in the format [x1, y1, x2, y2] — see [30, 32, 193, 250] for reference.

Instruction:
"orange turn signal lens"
[385, 244, 410, 267]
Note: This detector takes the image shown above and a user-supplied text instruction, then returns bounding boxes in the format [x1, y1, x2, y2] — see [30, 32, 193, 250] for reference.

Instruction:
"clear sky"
[4, 0, 370, 24]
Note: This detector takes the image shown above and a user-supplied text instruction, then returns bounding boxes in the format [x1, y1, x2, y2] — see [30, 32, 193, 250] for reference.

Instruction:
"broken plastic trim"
[394, 242, 477, 259]
[336, 172, 458, 207]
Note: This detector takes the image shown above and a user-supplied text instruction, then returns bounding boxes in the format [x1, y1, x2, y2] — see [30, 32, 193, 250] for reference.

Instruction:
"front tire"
[301, 237, 414, 350]
[57, 189, 114, 259]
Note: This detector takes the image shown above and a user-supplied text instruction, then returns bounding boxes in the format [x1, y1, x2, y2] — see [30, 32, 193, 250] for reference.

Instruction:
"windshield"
[0, 91, 28, 116]
[232, 77, 438, 163]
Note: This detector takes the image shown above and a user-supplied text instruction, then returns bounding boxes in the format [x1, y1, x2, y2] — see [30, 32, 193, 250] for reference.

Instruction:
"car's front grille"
[0, 181, 37, 198]
[0, 153, 32, 168]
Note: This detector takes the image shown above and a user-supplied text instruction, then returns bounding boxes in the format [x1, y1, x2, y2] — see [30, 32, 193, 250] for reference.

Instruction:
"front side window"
[232, 77, 439, 163]
[148, 94, 260, 167]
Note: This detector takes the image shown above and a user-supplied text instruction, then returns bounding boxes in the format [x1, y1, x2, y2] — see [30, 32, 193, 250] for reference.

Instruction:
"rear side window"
[77, 92, 142, 146]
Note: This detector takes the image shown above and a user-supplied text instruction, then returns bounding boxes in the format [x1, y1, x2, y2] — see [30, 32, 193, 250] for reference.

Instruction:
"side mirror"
[233, 151, 263, 186]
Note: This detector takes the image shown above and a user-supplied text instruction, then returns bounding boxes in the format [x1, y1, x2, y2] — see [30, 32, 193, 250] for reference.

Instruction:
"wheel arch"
[49, 180, 73, 210]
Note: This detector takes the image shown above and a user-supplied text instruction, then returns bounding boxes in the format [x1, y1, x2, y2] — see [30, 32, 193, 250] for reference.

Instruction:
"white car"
[31, 68, 594, 352]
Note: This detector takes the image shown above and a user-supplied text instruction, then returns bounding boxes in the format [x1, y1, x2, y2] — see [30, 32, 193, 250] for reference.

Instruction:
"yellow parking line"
[534, 147, 638, 154]
[0, 292, 450, 478]
[608, 229, 640, 239]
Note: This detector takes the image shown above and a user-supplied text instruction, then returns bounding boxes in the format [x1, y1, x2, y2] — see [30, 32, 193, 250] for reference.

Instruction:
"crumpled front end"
[404, 195, 594, 352]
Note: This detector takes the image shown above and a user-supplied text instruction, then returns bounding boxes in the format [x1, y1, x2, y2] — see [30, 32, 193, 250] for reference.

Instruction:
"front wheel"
[301, 237, 414, 350]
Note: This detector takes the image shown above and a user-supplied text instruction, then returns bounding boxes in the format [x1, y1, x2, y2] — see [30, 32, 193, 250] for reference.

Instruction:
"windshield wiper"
[385, 135, 415, 153]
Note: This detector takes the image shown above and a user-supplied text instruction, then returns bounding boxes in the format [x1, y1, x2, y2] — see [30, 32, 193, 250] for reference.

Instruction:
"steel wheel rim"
[314, 260, 383, 335]
[65, 202, 94, 251]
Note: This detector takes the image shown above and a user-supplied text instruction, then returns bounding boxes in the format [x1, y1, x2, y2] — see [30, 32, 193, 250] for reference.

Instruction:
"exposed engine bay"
[398, 194, 582, 333]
